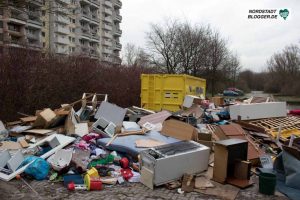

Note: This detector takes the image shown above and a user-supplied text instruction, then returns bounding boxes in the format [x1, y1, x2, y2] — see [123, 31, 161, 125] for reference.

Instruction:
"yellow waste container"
[141, 74, 206, 112]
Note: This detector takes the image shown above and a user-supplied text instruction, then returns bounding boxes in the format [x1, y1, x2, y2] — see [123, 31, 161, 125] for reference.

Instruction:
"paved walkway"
[0, 176, 288, 200]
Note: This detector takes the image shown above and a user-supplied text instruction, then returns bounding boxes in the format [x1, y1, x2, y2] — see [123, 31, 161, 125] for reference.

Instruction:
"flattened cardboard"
[161, 119, 196, 141]
[0, 141, 22, 150]
[135, 139, 166, 148]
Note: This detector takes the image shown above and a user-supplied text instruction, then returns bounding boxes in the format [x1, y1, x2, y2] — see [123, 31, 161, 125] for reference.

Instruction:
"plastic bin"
[259, 172, 276, 195]
[141, 74, 206, 112]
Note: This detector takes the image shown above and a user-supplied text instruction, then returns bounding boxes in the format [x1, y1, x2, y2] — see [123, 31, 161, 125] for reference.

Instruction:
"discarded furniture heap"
[0, 92, 299, 200]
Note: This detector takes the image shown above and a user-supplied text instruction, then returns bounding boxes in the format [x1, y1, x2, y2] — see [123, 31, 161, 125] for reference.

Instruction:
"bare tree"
[146, 18, 240, 96]
[122, 43, 151, 68]
[146, 19, 181, 73]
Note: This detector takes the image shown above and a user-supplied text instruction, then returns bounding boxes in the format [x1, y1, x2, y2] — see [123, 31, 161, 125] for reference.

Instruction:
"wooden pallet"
[249, 116, 300, 133]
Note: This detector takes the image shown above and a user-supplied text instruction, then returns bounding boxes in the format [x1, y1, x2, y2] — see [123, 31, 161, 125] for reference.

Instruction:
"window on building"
[42, 10, 45, 16]
[43, 42, 45, 47]
[43, 22, 45, 27]
[0, 33, 3, 41]
[73, 19, 75, 23]
[42, 32, 45, 37]
[0, 21, 3, 28]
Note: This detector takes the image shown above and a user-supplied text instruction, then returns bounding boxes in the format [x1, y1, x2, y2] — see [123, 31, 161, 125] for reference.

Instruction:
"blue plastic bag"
[20, 156, 50, 180]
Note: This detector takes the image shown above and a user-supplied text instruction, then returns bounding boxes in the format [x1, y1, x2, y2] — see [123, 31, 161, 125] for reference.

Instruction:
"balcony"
[103, 24, 112, 31]
[104, 1, 113, 8]
[81, 28, 90, 38]
[10, 11, 28, 24]
[103, 47, 112, 54]
[114, 14, 122, 22]
[89, 0, 100, 6]
[55, 36, 70, 45]
[81, 10, 91, 19]
[102, 56, 112, 62]
[57, 0, 71, 4]
[8, 28, 23, 37]
[30, 0, 43, 6]
[27, 32, 40, 40]
[56, 46, 69, 54]
[104, 17, 113, 23]
[104, 8, 112, 15]
[115, 42, 122, 50]
[103, 31, 112, 38]
[55, 26, 70, 35]
[91, 14, 100, 22]
[81, 46, 90, 54]
[55, 5, 69, 15]
[103, 40, 112, 46]
[114, 29, 122, 36]
[28, 11, 40, 18]
[114, 0, 122, 8]
[55, 15, 69, 24]
[27, 19, 43, 27]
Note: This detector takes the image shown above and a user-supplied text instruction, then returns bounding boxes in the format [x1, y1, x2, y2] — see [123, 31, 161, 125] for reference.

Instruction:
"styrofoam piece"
[94, 101, 126, 126]
[0, 150, 11, 168]
[183, 95, 202, 108]
[7, 150, 24, 172]
[229, 102, 287, 120]
[74, 123, 89, 137]
[0, 134, 75, 181]
[122, 121, 140, 131]
[48, 149, 73, 171]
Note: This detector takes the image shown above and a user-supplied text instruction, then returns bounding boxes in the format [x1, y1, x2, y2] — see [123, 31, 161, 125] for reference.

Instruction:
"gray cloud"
[121, 0, 300, 71]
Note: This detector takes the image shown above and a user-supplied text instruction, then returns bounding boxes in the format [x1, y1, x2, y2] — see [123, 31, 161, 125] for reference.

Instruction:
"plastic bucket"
[259, 173, 276, 195]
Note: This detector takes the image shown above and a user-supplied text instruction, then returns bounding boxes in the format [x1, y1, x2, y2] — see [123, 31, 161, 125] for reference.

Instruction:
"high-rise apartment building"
[0, 0, 122, 64]
[42, 0, 122, 63]
[0, 0, 43, 49]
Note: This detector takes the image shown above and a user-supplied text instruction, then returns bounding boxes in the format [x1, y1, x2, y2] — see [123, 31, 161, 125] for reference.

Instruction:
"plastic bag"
[21, 156, 50, 180]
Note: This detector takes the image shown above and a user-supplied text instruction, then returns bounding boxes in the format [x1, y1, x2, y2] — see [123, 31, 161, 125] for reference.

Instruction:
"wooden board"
[20, 116, 37, 123]
[24, 129, 54, 135]
[194, 180, 239, 200]
[135, 139, 166, 148]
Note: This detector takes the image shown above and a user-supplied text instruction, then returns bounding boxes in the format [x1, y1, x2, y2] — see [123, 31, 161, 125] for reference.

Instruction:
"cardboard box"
[212, 97, 224, 107]
[161, 119, 197, 141]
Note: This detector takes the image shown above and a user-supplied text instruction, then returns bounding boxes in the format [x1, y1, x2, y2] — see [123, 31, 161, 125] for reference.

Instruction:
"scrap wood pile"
[0, 93, 300, 199]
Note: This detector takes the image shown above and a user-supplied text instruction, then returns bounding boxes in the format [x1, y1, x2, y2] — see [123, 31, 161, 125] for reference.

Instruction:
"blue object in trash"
[20, 156, 50, 180]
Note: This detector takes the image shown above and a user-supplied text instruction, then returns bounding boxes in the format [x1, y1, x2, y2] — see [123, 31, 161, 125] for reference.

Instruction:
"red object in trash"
[119, 157, 129, 169]
[120, 168, 133, 181]
[89, 178, 103, 191]
[289, 109, 300, 115]
[67, 182, 87, 191]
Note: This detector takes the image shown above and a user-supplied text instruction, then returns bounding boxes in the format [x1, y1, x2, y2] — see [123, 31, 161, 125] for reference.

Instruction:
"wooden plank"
[20, 116, 37, 123]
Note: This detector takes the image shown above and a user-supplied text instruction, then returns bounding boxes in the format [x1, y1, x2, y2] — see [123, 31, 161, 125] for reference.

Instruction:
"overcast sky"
[120, 0, 300, 72]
